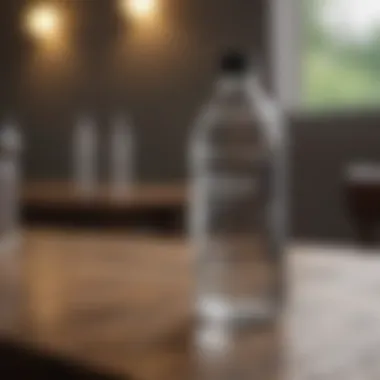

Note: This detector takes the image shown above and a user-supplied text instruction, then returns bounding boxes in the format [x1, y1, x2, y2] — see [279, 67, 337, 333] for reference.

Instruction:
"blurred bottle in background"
[0, 119, 23, 329]
[190, 51, 285, 378]
[0, 120, 22, 252]
[73, 115, 98, 195]
[109, 113, 135, 197]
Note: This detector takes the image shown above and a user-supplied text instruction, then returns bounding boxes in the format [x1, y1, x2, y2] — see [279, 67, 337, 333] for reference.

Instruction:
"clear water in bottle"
[190, 52, 284, 326]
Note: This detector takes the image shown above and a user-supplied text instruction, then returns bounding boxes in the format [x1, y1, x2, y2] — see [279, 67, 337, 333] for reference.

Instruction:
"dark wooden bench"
[21, 182, 187, 232]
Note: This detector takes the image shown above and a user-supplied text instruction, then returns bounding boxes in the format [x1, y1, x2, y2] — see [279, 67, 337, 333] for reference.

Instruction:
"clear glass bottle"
[190, 52, 285, 326]
[109, 113, 135, 197]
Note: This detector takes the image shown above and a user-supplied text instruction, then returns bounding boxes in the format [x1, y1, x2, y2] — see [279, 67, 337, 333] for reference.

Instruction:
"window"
[272, 0, 380, 111]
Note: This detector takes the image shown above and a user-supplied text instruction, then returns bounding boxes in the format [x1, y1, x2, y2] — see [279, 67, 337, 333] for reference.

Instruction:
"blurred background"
[1, 0, 380, 379]
[1, 0, 264, 181]
[1, 0, 379, 241]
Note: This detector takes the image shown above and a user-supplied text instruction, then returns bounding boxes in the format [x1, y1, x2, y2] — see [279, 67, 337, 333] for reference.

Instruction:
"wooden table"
[0, 228, 194, 380]
[1, 229, 379, 379]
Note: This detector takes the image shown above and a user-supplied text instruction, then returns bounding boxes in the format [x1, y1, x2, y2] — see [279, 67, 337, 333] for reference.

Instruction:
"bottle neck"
[216, 72, 260, 93]
[217, 73, 246, 91]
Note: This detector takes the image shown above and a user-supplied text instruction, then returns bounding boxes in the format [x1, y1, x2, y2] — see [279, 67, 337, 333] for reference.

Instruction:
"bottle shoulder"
[191, 77, 285, 151]
[192, 102, 281, 144]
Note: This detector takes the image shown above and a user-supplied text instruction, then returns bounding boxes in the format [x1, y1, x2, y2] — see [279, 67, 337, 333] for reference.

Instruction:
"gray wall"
[0, 0, 266, 182]
[291, 112, 380, 242]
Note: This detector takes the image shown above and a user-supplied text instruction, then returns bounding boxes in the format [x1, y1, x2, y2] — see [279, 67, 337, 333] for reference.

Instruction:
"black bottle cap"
[220, 51, 248, 73]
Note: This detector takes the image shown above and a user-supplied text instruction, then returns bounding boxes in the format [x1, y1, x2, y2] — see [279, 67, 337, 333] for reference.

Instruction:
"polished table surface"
[1, 229, 380, 379]
[0, 228, 193, 380]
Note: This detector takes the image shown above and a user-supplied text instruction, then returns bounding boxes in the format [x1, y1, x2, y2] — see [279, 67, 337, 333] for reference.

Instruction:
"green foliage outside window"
[303, 0, 380, 110]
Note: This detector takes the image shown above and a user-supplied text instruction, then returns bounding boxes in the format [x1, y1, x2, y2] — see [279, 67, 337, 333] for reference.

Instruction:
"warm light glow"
[121, 0, 157, 19]
[25, 4, 61, 40]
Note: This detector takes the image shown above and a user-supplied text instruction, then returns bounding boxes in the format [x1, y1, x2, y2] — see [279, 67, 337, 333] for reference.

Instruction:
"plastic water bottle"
[109, 114, 135, 197]
[190, 52, 285, 326]
[73, 115, 97, 195]
[0, 120, 22, 252]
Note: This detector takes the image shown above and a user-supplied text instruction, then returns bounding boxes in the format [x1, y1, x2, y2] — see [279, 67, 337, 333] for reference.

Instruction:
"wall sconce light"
[24, 4, 62, 41]
[120, 0, 157, 20]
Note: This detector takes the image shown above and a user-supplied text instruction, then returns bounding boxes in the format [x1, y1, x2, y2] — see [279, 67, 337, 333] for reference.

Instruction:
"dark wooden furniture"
[345, 164, 380, 244]
[21, 182, 187, 230]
